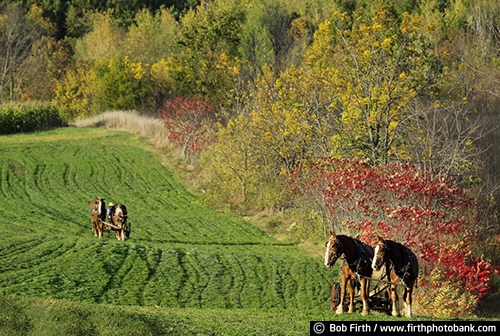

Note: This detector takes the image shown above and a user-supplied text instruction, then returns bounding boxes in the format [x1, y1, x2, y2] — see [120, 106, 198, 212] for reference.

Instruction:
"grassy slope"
[0, 127, 349, 335]
[2, 293, 422, 336]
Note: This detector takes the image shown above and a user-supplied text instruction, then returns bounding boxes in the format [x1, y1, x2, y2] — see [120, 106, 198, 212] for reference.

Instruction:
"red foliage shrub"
[289, 158, 499, 316]
[160, 96, 217, 158]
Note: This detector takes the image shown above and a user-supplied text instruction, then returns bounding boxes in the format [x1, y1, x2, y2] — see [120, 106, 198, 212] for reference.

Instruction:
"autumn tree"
[161, 96, 217, 161]
[310, 5, 442, 165]
[122, 8, 179, 110]
[200, 110, 264, 207]
[239, 0, 312, 85]
[238, 0, 275, 84]
[18, 36, 71, 101]
[201, 61, 339, 211]
[55, 11, 123, 119]
[124, 8, 178, 66]
[0, 2, 55, 103]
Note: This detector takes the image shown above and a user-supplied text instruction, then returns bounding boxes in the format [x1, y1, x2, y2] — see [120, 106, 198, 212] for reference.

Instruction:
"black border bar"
[310, 321, 499, 335]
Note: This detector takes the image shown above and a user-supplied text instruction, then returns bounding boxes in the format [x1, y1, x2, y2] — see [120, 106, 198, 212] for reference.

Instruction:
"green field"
[0, 127, 352, 334]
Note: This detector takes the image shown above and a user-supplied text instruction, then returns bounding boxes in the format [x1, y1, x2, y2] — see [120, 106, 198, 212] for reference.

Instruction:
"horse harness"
[342, 238, 373, 277]
[382, 241, 418, 287]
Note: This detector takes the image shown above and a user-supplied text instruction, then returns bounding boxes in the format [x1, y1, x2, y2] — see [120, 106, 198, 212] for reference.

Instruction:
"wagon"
[329, 272, 403, 313]
[94, 218, 131, 241]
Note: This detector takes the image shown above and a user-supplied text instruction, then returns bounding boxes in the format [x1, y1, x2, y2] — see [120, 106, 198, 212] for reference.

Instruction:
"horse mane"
[338, 235, 374, 277]
[354, 238, 374, 260]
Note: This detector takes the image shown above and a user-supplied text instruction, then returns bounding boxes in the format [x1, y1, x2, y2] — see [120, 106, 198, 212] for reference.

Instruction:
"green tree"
[124, 8, 178, 64]
[174, 1, 242, 102]
[239, 0, 301, 84]
[238, 0, 274, 84]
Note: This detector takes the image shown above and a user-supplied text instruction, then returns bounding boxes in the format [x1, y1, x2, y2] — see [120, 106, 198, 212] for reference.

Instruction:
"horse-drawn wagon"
[324, 231, 419, 317]
[100, 214, 130, 241]
[89, 197, 130, 241]
[329, 272, 403, 314]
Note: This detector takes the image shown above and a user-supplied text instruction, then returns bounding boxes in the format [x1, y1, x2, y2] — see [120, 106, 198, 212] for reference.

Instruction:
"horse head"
[115, 204, 128, 222]
[324, 230, 344, 268]
[371, 235, 388, 271]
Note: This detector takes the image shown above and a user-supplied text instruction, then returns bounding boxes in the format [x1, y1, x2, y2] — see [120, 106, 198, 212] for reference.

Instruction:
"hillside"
[0, 127, 333, 311]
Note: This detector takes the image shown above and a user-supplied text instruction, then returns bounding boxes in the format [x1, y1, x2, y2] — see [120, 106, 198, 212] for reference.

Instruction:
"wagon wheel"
[367, 280, 393, 314]
[330, 282, 341, 311]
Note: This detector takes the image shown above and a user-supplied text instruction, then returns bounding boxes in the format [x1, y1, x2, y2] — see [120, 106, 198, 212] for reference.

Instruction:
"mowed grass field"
[0, 126, 357, 335]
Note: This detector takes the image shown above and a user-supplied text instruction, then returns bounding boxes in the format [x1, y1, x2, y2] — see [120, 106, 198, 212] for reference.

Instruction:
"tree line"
[2, 0, 500, 317]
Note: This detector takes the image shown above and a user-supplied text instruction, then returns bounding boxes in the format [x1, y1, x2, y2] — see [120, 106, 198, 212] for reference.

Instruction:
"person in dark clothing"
[107, 202, 116, 226]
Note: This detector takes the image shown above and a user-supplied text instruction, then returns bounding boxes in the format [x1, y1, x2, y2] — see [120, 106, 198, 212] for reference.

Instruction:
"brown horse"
[111, 203, 129, 241]
[372, 236, 419, 317]
[324, 231, 374, 315]
[89, 197, 106, 238]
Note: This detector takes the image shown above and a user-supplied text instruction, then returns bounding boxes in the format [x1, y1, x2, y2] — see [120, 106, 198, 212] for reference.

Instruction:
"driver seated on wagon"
[107, 202, 116, 226]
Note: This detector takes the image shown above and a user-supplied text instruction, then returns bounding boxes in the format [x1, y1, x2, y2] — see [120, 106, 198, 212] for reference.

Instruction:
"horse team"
[324, 231, 419, 317]
[89, 197, 130, 241]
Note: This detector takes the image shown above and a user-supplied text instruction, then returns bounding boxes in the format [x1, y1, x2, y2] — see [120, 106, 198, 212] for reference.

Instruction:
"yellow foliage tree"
[309, 5, 442, 165]
[73, 11, 122, 63]
[201, 112, 264, 207]
[55, 66, 93, 120]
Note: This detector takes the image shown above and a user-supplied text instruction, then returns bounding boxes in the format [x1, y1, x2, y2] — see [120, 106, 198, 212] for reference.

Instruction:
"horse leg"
[97, 221, 103, 238]
[390, 283, 400, 317]
[347, 278, 355, 313]
[403, 287, 413, 318]
[360, 278, 370, 315]
[336, 275, 346, 314]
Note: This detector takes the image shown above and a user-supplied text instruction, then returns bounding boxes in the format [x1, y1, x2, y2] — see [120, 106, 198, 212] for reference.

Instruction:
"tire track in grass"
[239, 254, 265, 308]
[0, 236, 48, 271]
[142, 248, 172, 307]
[42, 239, 114, 301]
[23, 156, 43, 201]
[72, 148, 100, 197]
[0, 238, 78, 291]
[1, 159, 29, 200]
[219, 252, 244, 308]
[144, 248, 190, 307]
[86, 159, 109, 199]
[197, 252, 228, 308]
[0, 161, 10, 198]
[117, 244, 151, 306]
[61, 156, 91, 201]
[100, 243, 159, 306]
[197, 250, 227, 308]
[178, 250, 210, 308]
[140, 246, 162, 305]
[98, 242, 132, 304]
